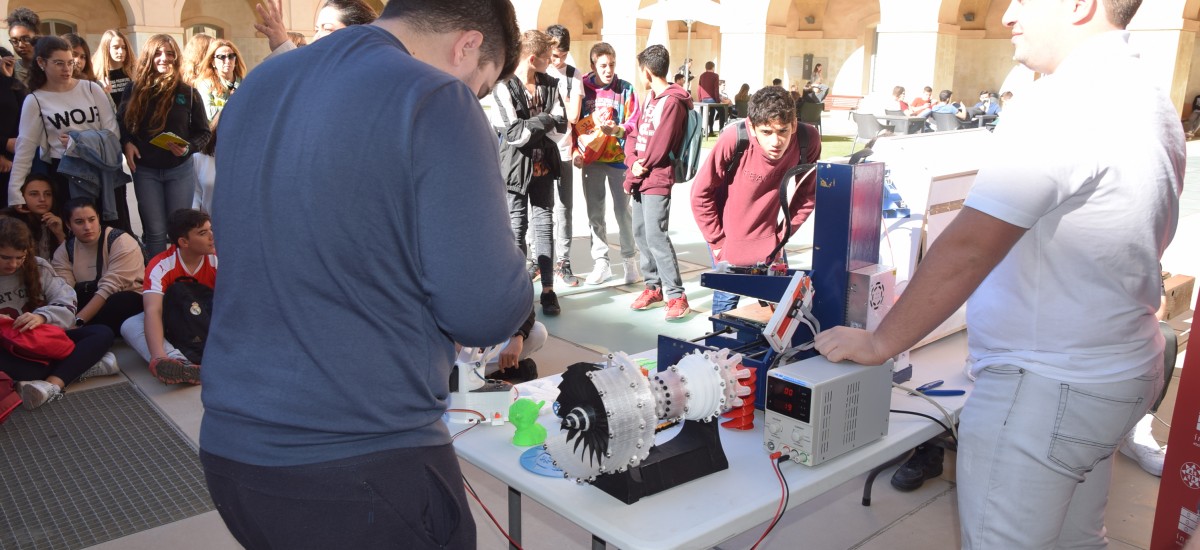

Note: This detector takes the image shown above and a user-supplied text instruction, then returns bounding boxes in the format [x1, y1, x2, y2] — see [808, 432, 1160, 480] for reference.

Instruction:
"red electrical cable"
[462, 476, 523, 550]
[750, 453, 790, 550]
[447, 408, 487, 441]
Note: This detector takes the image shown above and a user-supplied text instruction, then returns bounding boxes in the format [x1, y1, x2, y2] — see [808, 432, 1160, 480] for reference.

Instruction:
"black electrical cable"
[890, 409, 959, 444]
[750, 454, 792, 549]
[765, 164, 817, 264]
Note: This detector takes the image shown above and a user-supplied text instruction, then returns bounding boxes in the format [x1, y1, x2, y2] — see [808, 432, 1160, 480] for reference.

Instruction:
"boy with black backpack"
[120, 208, 216, 385]
[625, 45, 693, 321]
[689, 86, 821, 316]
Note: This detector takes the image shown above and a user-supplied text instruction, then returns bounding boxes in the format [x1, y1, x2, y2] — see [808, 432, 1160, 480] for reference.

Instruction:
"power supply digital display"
[766, 377, 811, 423]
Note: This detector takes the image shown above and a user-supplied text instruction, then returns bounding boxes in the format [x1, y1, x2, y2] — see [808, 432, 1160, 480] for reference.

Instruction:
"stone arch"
[537, 0, 601, 38]
[936, 0, 964, 25]
[536, 0, 601, 67]
[1185, 0, 1200, 20]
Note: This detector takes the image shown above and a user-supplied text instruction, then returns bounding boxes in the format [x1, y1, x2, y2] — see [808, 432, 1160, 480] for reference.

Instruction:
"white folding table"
[451, 332, 970, 550]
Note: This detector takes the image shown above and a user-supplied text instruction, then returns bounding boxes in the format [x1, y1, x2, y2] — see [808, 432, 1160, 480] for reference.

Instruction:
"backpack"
[670, 105, 703, 183]
[563, 65, 575, 100]
[718, 120, 813, 183]
[0, 371, 19, 424]
[719, 121, 816, 264]
[161, 276, 213, 364]
[66, 227, 149, 266]
[719, 121, 751, 186]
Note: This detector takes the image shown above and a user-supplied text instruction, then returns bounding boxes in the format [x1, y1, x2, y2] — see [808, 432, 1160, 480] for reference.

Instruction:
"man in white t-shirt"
[544, 24, 583, 286]
[815, 0, 1182, 547]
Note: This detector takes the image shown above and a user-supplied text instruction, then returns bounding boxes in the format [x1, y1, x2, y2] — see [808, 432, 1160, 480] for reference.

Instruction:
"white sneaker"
[585, 261, 612, 285]
[79, 352, 120, 381]
[623, 257, 642, 284]
[1120, 415, 1165, 477]
[18, 380, 63, 410]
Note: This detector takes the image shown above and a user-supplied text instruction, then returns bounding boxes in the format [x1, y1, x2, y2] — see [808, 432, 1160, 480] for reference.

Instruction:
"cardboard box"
[1165, 275, 1195, 321]
[1168, 309, 1192, 355]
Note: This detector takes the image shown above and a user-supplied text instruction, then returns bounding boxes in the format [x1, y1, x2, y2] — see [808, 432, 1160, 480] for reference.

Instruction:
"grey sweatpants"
[581, 163, 636, 264]
[632, 193, 683, 299]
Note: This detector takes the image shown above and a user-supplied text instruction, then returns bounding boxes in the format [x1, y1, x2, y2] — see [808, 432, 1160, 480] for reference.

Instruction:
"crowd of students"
[0, 2, 1176, 548]
[483, 22, 822, 383]
[0, 5, 236, 409]
[0, 0, 828, 398]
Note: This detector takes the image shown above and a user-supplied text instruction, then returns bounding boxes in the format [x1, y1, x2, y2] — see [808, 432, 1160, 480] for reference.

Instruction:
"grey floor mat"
[0, 382, 214, 550]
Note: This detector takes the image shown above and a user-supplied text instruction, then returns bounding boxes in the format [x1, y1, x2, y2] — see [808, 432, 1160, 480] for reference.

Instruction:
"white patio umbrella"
[635, 0, 724, 84]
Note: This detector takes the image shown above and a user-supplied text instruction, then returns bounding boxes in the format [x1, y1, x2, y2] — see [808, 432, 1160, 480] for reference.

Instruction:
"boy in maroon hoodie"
[624, 45, 692, 320]
[690, 86, 821, 315]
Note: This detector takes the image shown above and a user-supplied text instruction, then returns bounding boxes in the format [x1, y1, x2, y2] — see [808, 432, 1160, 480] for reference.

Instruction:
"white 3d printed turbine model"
[543, 350, 750, 482]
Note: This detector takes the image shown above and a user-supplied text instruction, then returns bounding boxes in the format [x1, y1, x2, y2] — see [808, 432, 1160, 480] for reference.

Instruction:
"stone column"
[714, 0, 770, 89]
[874, 0, 959, 96]
[1128, 5, 1198, 115]
[598, 0, 640, 83]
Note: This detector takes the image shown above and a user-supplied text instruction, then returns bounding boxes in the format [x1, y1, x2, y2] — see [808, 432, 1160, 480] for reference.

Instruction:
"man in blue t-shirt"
[199, 2, 526, 548]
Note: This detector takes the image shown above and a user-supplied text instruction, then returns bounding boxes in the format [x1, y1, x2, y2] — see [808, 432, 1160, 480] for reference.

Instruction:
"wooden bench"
[824, 94, 863, 111]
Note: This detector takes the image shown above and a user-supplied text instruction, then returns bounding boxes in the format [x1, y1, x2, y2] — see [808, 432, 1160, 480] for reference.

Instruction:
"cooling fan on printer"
[543, 350, 750, 503]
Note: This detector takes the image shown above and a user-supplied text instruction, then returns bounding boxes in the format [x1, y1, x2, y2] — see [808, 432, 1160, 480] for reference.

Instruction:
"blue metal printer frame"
[655, 162, 908, 409]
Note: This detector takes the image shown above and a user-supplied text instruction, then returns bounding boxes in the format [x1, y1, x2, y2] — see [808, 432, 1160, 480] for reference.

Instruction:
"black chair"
[884, 109, 905, 116]
[930, 112, 962, 132]
[800, 101, 824, 135]
[851, 112, 893, 151]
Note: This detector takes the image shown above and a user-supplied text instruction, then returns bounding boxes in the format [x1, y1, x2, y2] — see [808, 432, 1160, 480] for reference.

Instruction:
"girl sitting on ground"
[0, 216, 117, 410]
[51, 197, 144, 335]
[2, 174, 65, 259]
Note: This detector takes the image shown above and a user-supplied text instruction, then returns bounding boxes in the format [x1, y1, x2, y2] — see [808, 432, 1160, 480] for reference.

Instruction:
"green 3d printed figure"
[509, 398, 547, 447]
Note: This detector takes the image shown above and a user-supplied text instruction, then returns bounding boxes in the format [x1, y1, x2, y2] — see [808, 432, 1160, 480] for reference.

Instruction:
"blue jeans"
[957, 364, 1160, 549]
[133, 158, 198, 255]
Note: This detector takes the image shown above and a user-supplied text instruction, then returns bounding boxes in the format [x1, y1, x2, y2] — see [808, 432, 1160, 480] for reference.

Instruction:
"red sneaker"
[665, 295, 690, 321]
[630, 287, 665, 310]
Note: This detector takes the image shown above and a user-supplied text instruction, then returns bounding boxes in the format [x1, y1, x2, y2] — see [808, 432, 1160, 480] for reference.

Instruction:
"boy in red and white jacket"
[624, 45, 692, 320]
[120, 208, 216, 385]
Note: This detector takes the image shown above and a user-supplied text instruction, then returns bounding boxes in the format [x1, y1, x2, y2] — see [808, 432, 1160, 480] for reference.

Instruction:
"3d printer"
[541, 161, 901, 502]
